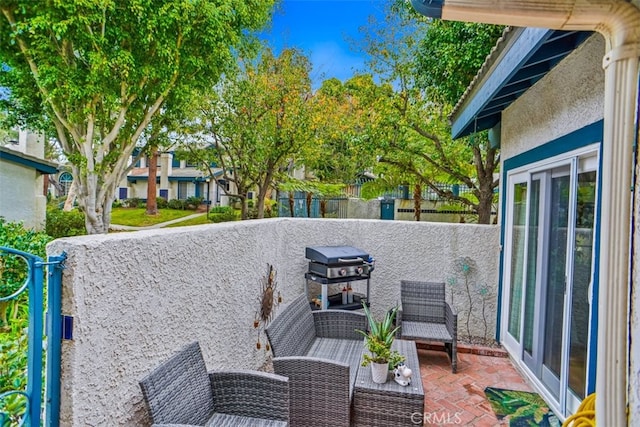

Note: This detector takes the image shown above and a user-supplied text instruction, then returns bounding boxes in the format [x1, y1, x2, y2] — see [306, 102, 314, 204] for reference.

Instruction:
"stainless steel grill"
[305, 246, 372, 280]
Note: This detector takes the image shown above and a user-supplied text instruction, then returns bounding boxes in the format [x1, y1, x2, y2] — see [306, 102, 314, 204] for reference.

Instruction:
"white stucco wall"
[0, 159, 47, 230]
[501, 34, 605, 161]
[47, 218, 500, 426]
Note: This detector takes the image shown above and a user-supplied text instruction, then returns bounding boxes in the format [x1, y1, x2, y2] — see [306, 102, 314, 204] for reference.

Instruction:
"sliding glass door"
[502, 150, 597, 417]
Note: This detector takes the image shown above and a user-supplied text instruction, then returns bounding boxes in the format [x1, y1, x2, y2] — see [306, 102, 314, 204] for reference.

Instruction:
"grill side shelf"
[304, 272, 371, 311]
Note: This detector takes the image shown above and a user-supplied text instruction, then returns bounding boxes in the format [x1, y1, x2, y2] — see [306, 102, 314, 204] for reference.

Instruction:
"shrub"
[167, 199, 185, 210]
[112, 199, 123, 208]
[185, 196, 203, 210]
[209, 205, 234, 214]
[124, 197, 142, 208]
[156, 196, 168, 209]
[0, 219, 50, 421]
[46, 208, 87, 239]
[209, 206, 238, 223]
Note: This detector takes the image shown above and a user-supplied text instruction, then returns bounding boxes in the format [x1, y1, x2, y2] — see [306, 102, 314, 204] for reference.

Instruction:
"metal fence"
[277, 193, 348, 218]
[344, 183, 474, 201]
[0, 247, 66, 427]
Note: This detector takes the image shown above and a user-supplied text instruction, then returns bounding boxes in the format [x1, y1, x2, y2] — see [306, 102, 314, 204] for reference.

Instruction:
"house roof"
[0, 145, 58, 174]
[449, 27, 592, 139]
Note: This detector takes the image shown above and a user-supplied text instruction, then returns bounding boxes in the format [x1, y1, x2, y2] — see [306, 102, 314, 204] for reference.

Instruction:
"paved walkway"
[109, 212, 207, 231]
[418, 347, 532, 426]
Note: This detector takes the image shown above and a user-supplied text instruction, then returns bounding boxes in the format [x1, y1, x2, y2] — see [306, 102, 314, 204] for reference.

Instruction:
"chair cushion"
[401, 321, 453, 343]
[307, 337, 363, 397]
[206, 413, 288, 427]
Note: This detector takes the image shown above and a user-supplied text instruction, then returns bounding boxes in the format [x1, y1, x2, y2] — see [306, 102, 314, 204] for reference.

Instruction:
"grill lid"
[305, 246, 369, 265]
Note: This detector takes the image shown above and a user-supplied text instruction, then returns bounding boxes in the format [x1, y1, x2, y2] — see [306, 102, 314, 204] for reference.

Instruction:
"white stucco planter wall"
[47, 218, 500, 426]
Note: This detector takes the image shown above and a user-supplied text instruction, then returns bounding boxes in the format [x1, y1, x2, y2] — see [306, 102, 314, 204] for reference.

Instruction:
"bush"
[0, 218, 52, 417]
[156, 196, 168, 209]
[112, 199, 123, 208]
[167, 199, 185, 210]
[46, 208, 87, 239]
[209, 205, 234, 214]
[185, 196, 204, 210]
[123, 197, 142, 208]
[208, 206, 238, 223]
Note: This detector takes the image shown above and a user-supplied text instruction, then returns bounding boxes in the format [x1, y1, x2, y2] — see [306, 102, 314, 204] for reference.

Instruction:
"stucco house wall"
[0, 131, 56, 230]
[0, 157, 47, 229]
[47, 218, 500, 426]
[500, 34, 605, 161]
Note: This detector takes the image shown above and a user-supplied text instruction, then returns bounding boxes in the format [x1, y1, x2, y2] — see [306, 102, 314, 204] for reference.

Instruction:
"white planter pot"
[370, 362, 389, 384]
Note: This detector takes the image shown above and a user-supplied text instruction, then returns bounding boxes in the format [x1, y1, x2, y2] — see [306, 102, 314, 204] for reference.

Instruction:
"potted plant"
[357, 304, 405, 384]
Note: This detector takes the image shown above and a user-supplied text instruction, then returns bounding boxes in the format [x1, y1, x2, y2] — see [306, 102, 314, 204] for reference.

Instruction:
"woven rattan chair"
[266, 294, 366, 427]
[139, 341, 290, 426]
[398, 280, 458, 373]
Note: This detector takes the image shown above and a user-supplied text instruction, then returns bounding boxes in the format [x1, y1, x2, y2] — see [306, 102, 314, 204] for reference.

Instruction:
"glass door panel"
[507, 182, 528, 342]
[567, 170, 596, 400]
[542, 173, 570, 398]
[523, 179, 541, 359]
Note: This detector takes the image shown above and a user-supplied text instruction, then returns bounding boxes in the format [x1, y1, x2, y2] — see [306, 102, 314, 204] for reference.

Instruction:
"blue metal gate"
[0, 247, 65, 427]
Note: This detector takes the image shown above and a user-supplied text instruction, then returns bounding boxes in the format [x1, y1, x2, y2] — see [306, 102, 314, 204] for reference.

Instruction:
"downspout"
[411, 1, 640, 426]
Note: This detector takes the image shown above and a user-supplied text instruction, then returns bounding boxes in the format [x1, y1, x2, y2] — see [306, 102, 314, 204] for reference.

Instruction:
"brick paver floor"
[417, 348, 533, 426]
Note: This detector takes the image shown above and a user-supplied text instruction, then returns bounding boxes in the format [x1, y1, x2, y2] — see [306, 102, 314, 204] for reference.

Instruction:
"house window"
[177, 182, 188, 200]
[502, 146, 599, 418]
[59, 172, 73, 196]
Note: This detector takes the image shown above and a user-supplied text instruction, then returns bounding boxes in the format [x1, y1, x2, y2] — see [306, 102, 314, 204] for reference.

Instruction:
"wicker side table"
[352, 339, 424, 426]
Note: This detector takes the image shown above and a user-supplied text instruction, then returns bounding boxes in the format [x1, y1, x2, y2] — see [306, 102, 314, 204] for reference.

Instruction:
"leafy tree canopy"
[0, 0, 276, 233]
[415, 20, 504, 105]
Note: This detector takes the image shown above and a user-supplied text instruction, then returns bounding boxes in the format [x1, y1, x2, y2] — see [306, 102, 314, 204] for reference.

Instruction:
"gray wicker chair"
[398, 280, 458, 373]
[139, 341, 290, 426]
[266, 294, 366, 427]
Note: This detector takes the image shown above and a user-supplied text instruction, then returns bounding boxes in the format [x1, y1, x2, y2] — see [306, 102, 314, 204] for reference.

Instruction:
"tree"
[0, 0, 275, 233]
[352, 6, 502, 223]
[185, 47, 313, 220]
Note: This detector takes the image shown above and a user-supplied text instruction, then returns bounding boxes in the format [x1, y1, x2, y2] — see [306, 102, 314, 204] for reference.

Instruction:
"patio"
[47, 217, 505, 425]
[417, 345, 532, 426]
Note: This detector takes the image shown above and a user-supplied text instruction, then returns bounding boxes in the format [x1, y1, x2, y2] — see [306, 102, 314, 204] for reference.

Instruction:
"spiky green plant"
[356, 304, 405, 368]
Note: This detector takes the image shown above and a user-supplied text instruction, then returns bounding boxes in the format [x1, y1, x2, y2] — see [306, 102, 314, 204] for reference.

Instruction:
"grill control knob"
[339, 268, 347, 276]
[355, 266, 363, 275]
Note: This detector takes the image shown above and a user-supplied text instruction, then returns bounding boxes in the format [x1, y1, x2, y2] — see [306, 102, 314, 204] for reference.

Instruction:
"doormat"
[484, 387, 561, 427]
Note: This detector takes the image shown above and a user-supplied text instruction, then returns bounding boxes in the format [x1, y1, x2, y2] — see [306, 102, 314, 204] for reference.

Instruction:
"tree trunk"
[320, 199, 327, 218]
[288, 191, 295, 217]
[476, 189, 494, 224]
[63, 180, 78, 211]
[238, 197, 248, 220]
[146, 147, 158, 215]
[306, 192, 313, 217]
[413, 184, 421, 221]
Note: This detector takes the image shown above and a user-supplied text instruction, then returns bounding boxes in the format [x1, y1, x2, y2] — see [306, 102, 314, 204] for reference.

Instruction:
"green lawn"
[110, 208, 198, 227]
[165, 215, 213, 227]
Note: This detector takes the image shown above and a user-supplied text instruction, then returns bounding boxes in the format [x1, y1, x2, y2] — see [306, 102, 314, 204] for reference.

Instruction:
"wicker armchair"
[398, 280, 458, 373]
[266, 294, 366, 427]
[139, 341, 290, 426]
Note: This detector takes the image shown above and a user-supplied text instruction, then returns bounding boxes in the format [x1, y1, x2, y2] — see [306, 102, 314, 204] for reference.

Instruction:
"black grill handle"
[337, 257, 364, 263]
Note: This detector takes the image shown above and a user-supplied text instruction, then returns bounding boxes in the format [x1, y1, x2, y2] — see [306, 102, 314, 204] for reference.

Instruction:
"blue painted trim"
[498, 120, 603, 396]
[28, 255, 44, 427]
[452, 28, 553, 139]
[0, 147, 58, 174]
[45, 253, 66, 427]
[503, 121, 603, 171]
[411, 0, 443, 18]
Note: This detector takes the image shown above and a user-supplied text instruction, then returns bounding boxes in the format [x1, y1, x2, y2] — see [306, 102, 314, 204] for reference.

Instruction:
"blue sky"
[261, 0, 387, 86]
